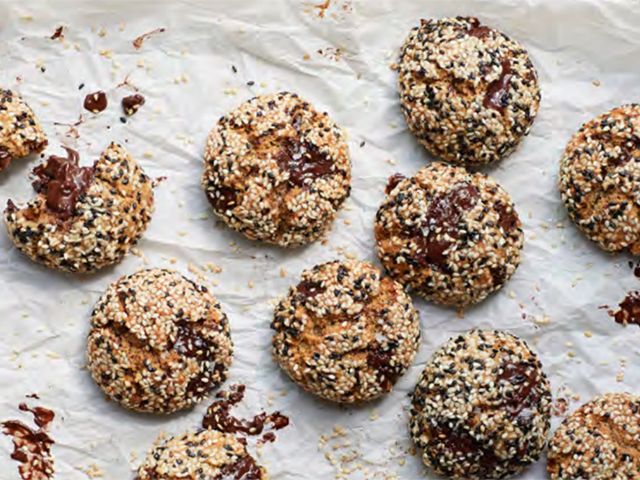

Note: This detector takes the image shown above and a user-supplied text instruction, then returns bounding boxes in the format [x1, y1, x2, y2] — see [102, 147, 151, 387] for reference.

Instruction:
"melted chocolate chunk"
[429, 422, 499, 472]
[218, 455, 262, 480]
[610, 291, 640, 326]
[484, 60, 513, 113]
[122, 94, 146, 116]
[385, 173, 406, 194]
[211, 186, 238, 213]
[414, 183, 479, 269]
[497, 362, 540, 419]
[32, 147, 94, 220]
[83, 91, 108, 113]
[203, 385, 289, 439]
[0, 147, 12, 171]
[276, 138, 334, 187]
[467, 17, 492, 39]
[367, 348, 399, 391]
[2, 403, 55, 480]
[173, 322, 211, 360]
[297, 280, 325, 299]
[494, 201, 519, 232]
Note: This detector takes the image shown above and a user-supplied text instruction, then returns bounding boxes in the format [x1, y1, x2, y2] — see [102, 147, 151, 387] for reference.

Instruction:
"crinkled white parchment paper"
[1, 0, 640, 478]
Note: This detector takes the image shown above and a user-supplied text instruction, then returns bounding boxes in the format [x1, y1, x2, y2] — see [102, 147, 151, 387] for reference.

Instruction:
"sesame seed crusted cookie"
[547, 393, 640, 480]
[410, 329, 552, 480]
[375, 162, 524, 308]
[271, 259, 420, 403]
[87, 268, 233, 414]
[136, 429, 266, 480]
[0, 89, 48, 172]
[202, 91, 351, 247]
[396, 17, 540, 167]
[4, 143, 154, 273]
[559, 104, 640, 254]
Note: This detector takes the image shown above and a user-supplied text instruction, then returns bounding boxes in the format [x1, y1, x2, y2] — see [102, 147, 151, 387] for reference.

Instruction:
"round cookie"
[271, 259, 420, 403]
[396, 16, 540, 167]
[87, 268, 233, 414]
[559, 104, 640, 254]
[547, 393, 640, 479]
[0, 89, 48, 172]
[375, 162, 523, 308]
[4, 143, 154, 273]
[410, 329, 552, 480]
[202, 91, 351, 247]
[136, 429, 266, 480]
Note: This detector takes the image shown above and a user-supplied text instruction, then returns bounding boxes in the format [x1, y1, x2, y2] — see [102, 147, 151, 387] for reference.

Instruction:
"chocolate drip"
[32, 147, 94, 220]
[497, 363, 540, 420]
[202, 385, 289, 439]
[276, 138, 334, 187]
[122, 94, 145, 116]
[467, 17, 492, 39]
[217, 455, 262, 480]
[385, 173, 406, 194]
[610, 291, 640, 326]
[50, 26, 64, 40]
[83, 91, 108, 113]
[484, 60, 513, 113]
[2, 403, 55, 480]
[414, 183, 479, 269]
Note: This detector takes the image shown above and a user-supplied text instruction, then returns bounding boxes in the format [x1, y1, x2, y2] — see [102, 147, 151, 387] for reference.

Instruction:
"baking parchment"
[1, 0, 640, 478]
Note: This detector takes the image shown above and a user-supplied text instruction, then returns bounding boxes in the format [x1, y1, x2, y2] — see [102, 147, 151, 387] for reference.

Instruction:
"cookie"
[547, 392, 640, 479]
[4, 143, 154, 273]
[0, 89, 48, 172]
[559, 104, 640, 254]
[375, 162, 523, 308]
[271, 259, 420, 403]
[410, 329, 552, 479]
[396, 17, 540, 167]
[136, 429, 266, 480]
[87, 268, 233, 414]
[202, 91, 351, 247]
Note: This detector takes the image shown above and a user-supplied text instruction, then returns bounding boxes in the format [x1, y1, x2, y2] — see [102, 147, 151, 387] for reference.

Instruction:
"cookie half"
[410, 329, 552, 479]
[272, 259, 420, 403]
[375, 162, 523, 307]
[397, 17, 540, 167]
[559, 104, 640, 254]
[136, 429, 266, 480]
[0, 89, 48, 172]
[87, 268, 233, 414]
[5, 143, 154, 273]
[202, 91, 351, 247]
[547, 392, 640, 479]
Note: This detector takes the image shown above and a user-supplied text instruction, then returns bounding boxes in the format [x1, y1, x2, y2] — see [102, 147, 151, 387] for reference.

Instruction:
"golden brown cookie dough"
[547, 393, 640, 480]
[559, 104, 640, 254]
[4, 143, 154, 273]
[87, 269, 233, 414]
[202, 91, 351, 247]
[271, 259, 420, 403]
[375, 162, 523, 308]
[0, 89, 48, 172]
[136, 429, 266, 480]
[410, 330, 552, 480]
[396, 17, 540, 167]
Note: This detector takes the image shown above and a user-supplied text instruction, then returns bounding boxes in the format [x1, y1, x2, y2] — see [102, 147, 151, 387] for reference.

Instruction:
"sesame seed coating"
[547, 393, 640, 480]
[375, 162, 524, 308]
[397, 17, 540, 167]
[0, 89, 48, 171]
[87, 268, 233, 414]
[4, 142, 154, 273]
[136, 429, 266, 480]
[271, 259, 421, 403]
[202, 91, 351, 247]
[559, 104, 640, 254]
[410, 329, 552, 479]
